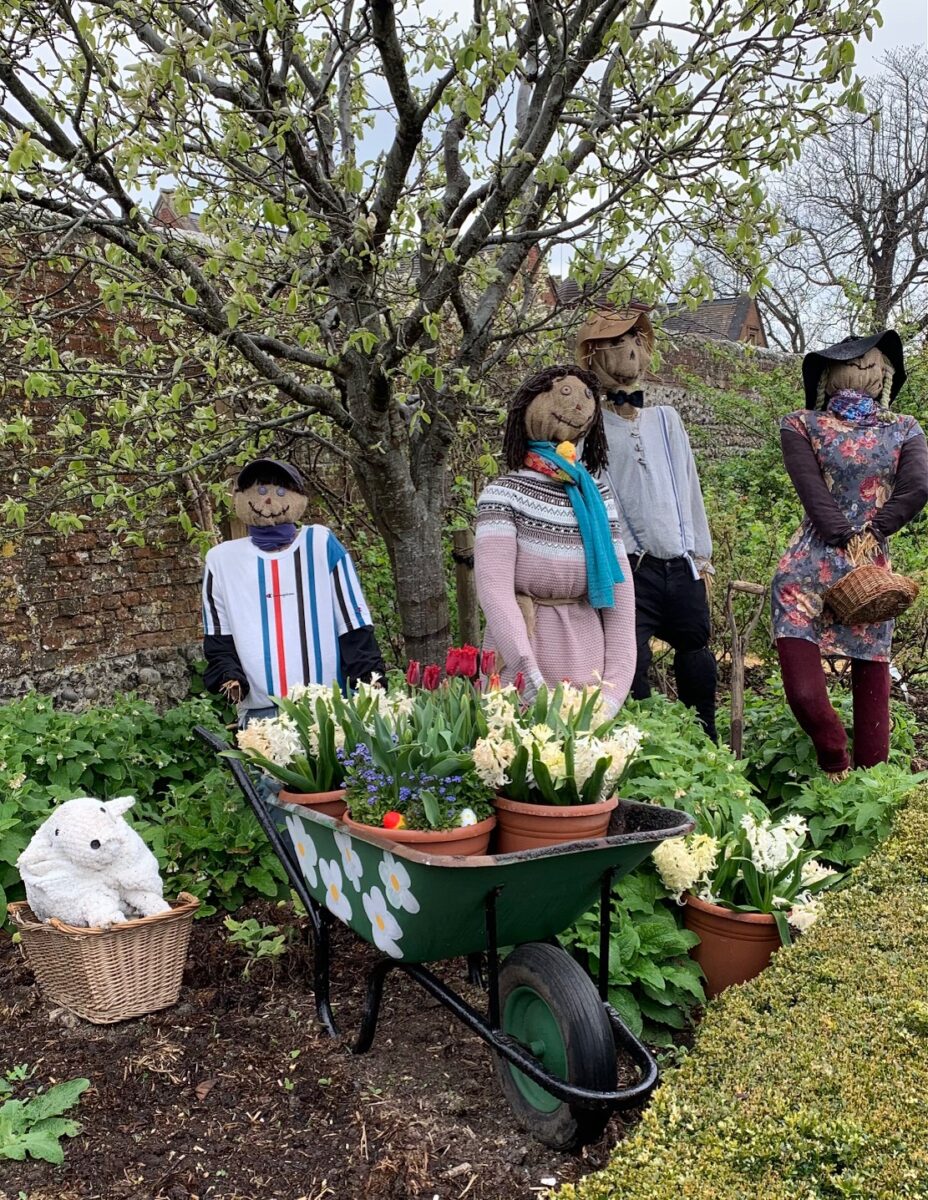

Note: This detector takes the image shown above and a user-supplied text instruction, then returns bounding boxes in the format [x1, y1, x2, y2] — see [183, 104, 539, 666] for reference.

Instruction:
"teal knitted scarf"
[526, 440, 624, 608]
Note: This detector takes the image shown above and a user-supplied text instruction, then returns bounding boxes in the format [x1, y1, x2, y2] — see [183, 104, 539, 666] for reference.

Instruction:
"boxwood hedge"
[560, 786, 928, 1200]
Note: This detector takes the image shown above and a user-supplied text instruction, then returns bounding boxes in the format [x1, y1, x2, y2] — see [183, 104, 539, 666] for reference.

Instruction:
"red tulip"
[422, 664, 441, 691]
[480, 649, 496, 677]
[445, 647, 462, 676]
[458, 644, 479, 678]
[383, 811, 407, 830]
[513, 671, 526, 694]
[488, 672, 501, 690]
[405, 660, 421, 687]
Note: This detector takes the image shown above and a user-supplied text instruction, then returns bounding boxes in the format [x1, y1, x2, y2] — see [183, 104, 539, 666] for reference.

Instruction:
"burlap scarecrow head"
[232, 459, 308, 526]
[576, 307, 655, 392]
[802, 331, 906, 409]
[502, 365, 608, 471]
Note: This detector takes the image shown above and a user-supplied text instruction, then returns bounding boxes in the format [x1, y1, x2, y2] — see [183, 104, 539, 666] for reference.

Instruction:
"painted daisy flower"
[378, 851, 420, 914]
[319, 858, 352, 923]
[334, 829, 364, 892]
[285, 813, 317, 887]
[363, 886, 404, 958]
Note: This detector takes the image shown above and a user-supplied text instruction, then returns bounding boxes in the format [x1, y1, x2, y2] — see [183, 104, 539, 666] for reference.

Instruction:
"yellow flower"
[556, 440, 577, 463]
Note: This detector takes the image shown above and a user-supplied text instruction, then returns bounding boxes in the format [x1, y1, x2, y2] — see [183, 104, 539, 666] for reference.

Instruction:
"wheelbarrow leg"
[353, 958, 397, 1055]
[598, 867, 617, 1002]
[313, 908, 339, 1039]
[485, 886, 503, 1029]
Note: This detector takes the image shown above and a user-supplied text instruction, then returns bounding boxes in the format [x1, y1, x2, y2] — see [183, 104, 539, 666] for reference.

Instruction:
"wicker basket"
[823, 533, 919, 625]
[8, 893, 199, 1024]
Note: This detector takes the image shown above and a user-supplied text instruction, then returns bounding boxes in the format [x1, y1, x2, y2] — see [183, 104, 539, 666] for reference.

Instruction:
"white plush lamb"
[17, 796, 171, 927]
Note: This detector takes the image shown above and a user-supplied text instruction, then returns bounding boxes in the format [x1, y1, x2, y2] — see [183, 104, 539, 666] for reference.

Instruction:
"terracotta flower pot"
[278, 788, 347, 819]
[683, 893, 783, 999]
[343, 813, 496, 857]
[492, 794, 619, 853]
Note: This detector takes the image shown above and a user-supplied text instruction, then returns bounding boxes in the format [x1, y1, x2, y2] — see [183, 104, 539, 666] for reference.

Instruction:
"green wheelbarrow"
[198, 726, 693, 1150]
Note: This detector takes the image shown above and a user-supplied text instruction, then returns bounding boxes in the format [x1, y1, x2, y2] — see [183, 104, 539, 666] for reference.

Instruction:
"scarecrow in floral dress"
[771, 332, 928, 775]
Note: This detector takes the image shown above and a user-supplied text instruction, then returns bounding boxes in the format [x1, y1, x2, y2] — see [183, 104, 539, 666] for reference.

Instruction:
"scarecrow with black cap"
[201, 458, 385, 724]
[772, 331, 928, 776]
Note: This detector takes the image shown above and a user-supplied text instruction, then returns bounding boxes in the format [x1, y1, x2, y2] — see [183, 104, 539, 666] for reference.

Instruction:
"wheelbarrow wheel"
[494, 942, 616, 1151]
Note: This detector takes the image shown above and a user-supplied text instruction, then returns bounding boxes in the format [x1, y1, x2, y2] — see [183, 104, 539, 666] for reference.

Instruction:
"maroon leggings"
[776, 638, 890, 772]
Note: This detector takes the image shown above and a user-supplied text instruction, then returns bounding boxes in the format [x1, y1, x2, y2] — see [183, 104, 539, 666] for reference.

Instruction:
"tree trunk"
[352, 447, 452, 667]
[384, 515, 453, 667]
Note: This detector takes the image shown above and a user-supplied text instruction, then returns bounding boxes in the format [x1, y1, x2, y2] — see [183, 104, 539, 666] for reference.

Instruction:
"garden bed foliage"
[559, 785, 928, 1200]
[0, 694, 286, 921]
[561, 693, 922, 1041]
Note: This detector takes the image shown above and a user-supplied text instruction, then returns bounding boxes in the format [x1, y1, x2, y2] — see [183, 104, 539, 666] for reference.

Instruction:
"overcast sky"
[857, 0, 927, 66]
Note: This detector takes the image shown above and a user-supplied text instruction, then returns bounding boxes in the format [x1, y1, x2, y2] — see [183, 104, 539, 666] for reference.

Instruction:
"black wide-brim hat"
[802, 330, 906, 408]
[235, 458, 305, 493]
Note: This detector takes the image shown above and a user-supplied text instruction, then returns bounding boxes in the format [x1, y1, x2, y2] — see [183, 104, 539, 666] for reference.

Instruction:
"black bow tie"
[607, 390, 644, 409]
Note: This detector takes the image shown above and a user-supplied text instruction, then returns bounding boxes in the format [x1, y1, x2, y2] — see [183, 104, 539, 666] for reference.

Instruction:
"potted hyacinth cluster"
[230, 681, 387, 818]
[338, 657, 499, 853]
[471, 682, 643, 852]
[652, 812, 840, 997]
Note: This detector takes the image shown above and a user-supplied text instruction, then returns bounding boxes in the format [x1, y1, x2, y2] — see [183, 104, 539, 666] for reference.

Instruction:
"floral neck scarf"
[827, 389, 880, 425]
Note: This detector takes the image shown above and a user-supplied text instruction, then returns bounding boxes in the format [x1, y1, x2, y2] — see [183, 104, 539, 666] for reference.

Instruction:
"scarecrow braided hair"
[502, 365, 608, 473]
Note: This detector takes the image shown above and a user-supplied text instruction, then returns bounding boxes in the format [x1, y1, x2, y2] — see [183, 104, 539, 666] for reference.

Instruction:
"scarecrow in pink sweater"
[474, 366, 636, 715]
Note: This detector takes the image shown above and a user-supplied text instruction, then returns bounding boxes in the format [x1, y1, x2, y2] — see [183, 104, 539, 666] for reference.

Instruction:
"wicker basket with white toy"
[11, 796, 198, 1023]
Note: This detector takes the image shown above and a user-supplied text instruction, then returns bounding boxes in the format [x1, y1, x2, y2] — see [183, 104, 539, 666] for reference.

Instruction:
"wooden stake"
[452, 528, 481, 648]
[725, 580, 767, 759]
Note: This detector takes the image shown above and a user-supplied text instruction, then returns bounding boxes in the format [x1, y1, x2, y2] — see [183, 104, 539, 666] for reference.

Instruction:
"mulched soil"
[0, 902, 649, 1200]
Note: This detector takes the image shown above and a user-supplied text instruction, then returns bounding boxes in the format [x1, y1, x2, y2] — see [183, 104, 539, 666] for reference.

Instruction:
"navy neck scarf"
[249, 524, 297, 550]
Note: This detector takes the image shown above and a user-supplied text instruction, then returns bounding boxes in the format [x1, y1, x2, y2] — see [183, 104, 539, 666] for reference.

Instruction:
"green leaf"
[21, 1078, 89, 1122]
[243, 866, 278, 897]
[608, 987, 643, 1037]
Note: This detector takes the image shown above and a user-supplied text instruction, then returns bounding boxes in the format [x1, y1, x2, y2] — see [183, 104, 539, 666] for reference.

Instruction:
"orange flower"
[555, 440, 577, 463]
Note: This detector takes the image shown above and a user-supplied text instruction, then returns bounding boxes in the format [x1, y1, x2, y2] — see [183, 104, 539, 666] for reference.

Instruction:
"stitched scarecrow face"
[586, 330, 652, 390]
[233, 473, 308, 526]
[524, 375, 597, 444]
[824, 346, 889, 400]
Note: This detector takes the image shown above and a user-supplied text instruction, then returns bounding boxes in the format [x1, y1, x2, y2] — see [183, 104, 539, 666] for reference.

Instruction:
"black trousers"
[630, 555, 717, 741]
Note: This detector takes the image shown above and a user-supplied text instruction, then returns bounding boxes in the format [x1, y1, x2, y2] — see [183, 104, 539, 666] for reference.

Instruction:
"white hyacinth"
[788, 892, 824, 933]
[236, 716, 302, 767]
[472, 735, 517, 790]
[652, 833, 719, 902]
[800, 858, 838, 887]
[740, 813, 809, 874]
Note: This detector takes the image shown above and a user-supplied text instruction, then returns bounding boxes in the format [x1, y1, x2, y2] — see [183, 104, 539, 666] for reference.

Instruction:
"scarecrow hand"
[220, 679, 243, 705]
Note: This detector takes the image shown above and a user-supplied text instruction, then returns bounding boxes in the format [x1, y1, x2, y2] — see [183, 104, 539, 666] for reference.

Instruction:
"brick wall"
[646, 334, 795, 450]
[0, 524, 203, 707]
[1, 251, 205, 709]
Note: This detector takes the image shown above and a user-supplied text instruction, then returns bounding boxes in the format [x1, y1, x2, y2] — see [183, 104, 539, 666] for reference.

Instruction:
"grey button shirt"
[600, 404, 713, 574]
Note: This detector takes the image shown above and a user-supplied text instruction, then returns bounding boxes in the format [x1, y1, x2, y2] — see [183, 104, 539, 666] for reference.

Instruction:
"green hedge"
[560, 786, 928, 1200]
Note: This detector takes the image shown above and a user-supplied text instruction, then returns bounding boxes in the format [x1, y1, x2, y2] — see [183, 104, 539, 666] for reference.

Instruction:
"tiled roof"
[663, 294, 765, 344]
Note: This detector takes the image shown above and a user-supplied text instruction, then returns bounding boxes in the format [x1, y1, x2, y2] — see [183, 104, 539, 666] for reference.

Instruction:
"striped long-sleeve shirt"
[202, 525, 372, 712]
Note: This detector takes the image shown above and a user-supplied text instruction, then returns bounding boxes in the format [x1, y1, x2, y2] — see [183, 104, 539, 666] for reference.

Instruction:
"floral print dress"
[771, 409, 921, 661]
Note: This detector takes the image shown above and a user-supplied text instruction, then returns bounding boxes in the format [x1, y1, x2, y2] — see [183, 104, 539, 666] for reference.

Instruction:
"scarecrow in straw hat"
[474, 365, 636, 714]
[577, 307, 718, 739]
[202, 458, 385, 727]
[772, 331, 928, 776]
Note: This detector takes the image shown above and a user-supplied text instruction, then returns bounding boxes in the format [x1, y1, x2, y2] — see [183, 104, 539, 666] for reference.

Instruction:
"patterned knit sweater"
[475, 469, 636, 713]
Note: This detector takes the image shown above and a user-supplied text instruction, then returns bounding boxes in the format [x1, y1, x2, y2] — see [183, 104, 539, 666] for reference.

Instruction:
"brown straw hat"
[576, 307, 655, 372]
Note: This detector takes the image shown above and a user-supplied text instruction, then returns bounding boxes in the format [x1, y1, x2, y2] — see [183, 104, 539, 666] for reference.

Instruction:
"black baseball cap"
[235, 459, 305, 493]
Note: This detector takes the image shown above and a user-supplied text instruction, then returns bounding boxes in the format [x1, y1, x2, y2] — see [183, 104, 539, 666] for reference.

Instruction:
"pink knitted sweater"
[475, 469, 636, 713]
